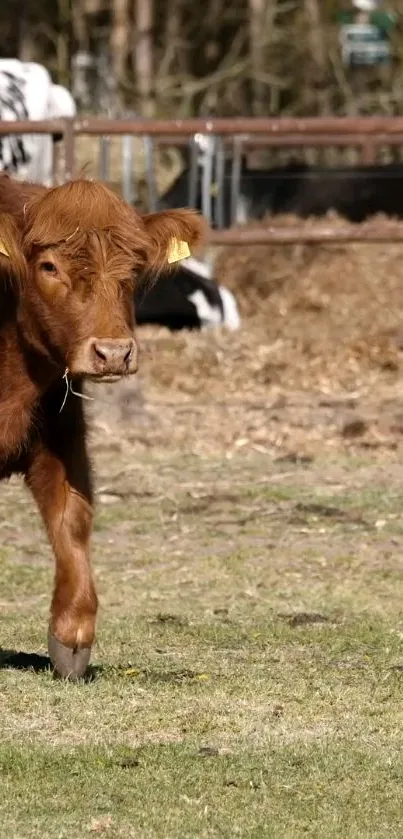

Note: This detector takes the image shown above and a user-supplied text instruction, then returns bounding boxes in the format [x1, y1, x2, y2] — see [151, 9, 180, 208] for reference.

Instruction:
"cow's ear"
[142, 209, 207, 271]
[0, 213, 26, 289]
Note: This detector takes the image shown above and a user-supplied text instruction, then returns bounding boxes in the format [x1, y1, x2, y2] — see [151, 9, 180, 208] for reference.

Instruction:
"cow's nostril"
[123, 346, 132, 364]
[93, 343, 108, 362]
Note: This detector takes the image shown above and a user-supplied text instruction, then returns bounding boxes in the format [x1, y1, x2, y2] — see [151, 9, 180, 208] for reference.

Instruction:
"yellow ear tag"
[0, 239, 9, 258]
[167, 238, 190, 264]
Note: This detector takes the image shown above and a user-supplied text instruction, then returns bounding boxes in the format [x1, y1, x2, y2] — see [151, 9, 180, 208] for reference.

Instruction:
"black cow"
[160, 139, 403, 226]
[159, 137, 248, 228]
[234, 161, 403, 223]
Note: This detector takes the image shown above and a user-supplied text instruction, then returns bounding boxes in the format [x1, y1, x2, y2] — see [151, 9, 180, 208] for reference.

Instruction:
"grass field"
[2, 438, 403, 837]
[3, 232, 403, 837]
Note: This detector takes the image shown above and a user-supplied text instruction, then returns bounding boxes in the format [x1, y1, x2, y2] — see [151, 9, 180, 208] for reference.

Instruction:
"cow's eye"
[40, 261, 58, 274]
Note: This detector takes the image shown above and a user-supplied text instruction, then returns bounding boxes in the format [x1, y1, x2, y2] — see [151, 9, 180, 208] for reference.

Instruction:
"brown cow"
[0, 173, 205, 679]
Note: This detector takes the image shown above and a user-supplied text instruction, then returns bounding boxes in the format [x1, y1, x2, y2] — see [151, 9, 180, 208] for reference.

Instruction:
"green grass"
[1, 449, 403, 837]
[2, 741, 403, 838]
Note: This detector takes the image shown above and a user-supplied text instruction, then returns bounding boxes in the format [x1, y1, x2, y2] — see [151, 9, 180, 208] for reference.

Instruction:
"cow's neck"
[0, 320, 60, 462]
[17, 296, 67, 384]
[17, 319, 62, 388]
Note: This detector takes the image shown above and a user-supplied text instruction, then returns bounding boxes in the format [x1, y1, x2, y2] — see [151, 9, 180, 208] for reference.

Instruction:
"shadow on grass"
[0, 647, 102, 682]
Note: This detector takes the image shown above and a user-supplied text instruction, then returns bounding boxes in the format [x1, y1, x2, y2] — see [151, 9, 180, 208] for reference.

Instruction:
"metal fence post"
[63, 118, 75, 182]
[143, 135, 158, 211]
[121, 134, 134, 204]
[200, 134, 215, 226]
[213, 135, 225, 229]
[230, 137, 243, 226]
[188, 135, 199, 209]
[99, 135, 110, 182]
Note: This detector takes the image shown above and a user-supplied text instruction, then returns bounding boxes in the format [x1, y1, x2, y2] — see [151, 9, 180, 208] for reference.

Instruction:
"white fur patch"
[218, 286, 241, 330]
[182, 255, 241, 331]
[188, 290, 222, 328]
[182, 256, 212, 280]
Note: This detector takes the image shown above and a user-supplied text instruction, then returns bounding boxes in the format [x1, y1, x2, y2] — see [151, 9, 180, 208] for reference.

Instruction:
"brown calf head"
[0, 178, 205, 382]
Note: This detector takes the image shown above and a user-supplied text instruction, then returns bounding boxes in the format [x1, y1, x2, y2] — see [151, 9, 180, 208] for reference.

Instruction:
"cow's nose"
[92, 338, 136, 373]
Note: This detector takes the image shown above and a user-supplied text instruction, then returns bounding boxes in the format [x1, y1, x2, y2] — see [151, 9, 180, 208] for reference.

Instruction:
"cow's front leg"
[25, 430, 97, 680]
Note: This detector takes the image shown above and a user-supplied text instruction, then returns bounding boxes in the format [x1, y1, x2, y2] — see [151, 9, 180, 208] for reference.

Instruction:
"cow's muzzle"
[71, 337, 138, 380]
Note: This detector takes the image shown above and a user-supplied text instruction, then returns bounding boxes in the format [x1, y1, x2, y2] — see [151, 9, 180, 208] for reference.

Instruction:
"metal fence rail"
[3, 116, 403, 244]
[6, 114, 403, 169]
[208, 222, 403, 246]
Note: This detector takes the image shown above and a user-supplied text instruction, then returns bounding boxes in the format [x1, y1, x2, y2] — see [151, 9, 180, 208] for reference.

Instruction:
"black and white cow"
[0, 60, 76, 186]
[135, 256, 241, 331]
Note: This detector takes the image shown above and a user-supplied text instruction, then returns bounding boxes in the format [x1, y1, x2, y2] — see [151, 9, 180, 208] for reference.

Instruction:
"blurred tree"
[0, 0, 401, 121]
[249, 0, 266, 115]
[110, 0, 129, 102]
[133, 0, 154, 115]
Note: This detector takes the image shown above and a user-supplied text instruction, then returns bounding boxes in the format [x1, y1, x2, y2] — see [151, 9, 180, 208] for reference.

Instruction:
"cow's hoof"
[48, 629, 92, 680]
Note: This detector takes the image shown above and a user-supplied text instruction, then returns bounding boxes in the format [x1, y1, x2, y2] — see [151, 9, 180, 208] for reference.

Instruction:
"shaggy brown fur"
[0, 172, 205, 678]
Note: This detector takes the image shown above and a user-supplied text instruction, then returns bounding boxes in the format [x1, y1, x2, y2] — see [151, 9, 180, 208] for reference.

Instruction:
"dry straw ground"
[2, 216, 403, 837]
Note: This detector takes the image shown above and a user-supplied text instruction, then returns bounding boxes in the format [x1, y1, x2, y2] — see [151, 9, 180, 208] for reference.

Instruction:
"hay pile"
[87, 214, 403, 456]
[140, 213, 403, 398]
